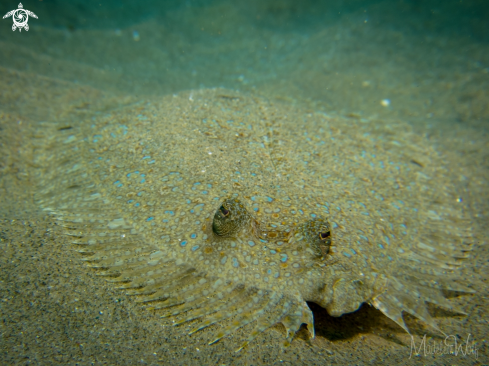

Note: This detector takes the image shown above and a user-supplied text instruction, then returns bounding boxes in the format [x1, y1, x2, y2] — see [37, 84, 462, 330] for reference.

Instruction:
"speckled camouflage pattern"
[34, 89, 473, 350]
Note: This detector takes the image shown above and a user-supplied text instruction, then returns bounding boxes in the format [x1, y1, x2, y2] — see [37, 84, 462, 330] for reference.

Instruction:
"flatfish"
[34, 89, 473, 350]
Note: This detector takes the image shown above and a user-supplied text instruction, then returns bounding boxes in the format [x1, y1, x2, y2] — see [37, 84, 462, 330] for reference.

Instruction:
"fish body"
[34, 89, 473, 349]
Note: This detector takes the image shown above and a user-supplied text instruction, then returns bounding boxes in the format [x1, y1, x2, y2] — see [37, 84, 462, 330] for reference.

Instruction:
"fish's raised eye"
[212, 199, 251, 238]
[220, 205, 230, 217]
[319, 231, 331, 240]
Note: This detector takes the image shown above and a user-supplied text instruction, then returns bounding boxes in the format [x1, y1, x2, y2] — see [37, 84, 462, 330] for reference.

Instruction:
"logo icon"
[3, 3, 37, 32]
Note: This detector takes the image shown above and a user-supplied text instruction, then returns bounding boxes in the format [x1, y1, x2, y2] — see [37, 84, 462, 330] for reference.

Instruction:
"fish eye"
[319, 231, 331, 241]
[297, 218, 332, 258]
[219, 205, 230, 217]
[212, 199, 249, 237]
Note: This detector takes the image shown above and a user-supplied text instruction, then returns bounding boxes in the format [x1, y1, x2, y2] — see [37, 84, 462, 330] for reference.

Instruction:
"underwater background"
[0, 0, 488, 364]
[1, 0, 489, 128]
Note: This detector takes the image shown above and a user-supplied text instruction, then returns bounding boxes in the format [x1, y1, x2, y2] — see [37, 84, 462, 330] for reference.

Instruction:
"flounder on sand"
[34, 89, 473, 350]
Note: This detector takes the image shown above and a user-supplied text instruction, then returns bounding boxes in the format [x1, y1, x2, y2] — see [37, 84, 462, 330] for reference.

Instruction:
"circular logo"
[12, 9, 28, 28]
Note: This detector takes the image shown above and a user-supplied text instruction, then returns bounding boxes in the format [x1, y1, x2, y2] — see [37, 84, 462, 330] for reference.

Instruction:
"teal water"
[1, 0, 488, 129]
